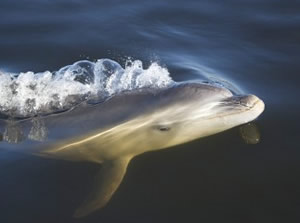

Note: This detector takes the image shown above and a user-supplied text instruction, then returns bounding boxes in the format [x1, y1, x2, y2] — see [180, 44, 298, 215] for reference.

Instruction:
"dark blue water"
[0, 1, 300, 222]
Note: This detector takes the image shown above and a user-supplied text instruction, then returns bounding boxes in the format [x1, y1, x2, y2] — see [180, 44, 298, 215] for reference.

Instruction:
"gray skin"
[0, 82, 265, 217]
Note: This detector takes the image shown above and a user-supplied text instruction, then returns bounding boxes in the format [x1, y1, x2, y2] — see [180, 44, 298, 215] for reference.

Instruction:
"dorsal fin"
[73, 156, 131, 218]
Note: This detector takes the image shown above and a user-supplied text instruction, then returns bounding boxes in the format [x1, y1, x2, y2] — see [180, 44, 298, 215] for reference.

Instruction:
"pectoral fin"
[73, 157, 131, 218]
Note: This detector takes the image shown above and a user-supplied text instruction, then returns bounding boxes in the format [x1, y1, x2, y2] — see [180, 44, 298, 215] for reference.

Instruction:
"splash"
[0, 59, 173, 118]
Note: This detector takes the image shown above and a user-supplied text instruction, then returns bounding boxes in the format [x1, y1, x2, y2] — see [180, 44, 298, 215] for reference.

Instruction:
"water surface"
[0, 0, 300, 222]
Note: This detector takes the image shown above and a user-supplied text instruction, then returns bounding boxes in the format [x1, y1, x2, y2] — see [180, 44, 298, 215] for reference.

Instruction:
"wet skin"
[0, 82, 265, 217]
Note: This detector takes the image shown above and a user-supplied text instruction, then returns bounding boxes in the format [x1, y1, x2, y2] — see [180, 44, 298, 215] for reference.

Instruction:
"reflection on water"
[28, 118, 48, 141]
[239, 122, 261, 144]
[1, 117, 48, 143]
[3, 120, 25, 143]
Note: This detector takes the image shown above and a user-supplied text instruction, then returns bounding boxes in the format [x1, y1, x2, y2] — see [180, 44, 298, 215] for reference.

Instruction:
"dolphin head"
[134, 82, 265, 151]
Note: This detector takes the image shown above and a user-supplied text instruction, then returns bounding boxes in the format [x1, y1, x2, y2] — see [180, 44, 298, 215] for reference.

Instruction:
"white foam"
[0, 59, 174, 117]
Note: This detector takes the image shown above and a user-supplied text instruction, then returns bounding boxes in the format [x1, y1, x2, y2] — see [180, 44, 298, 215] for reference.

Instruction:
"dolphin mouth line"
[205, 97, 264, 121]
[240, 98, 261, 109]
[246, 98, 261, 109]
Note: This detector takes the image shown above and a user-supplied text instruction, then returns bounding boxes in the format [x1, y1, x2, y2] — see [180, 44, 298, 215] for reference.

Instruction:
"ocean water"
[0, 0, 300, 223]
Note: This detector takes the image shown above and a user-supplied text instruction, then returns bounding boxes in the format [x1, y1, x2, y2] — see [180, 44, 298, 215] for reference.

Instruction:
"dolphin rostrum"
[0, 82, 265, 217]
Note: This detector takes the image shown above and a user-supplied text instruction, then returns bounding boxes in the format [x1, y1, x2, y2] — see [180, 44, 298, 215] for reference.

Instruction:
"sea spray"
[0, 59, 173, 117]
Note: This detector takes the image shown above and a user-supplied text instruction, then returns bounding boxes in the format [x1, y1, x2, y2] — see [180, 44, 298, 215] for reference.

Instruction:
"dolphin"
[0, 82, 265, 217]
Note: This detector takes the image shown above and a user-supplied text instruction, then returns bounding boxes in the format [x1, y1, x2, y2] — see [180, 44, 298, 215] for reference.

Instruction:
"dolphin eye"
[157, 126, 170, 132]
